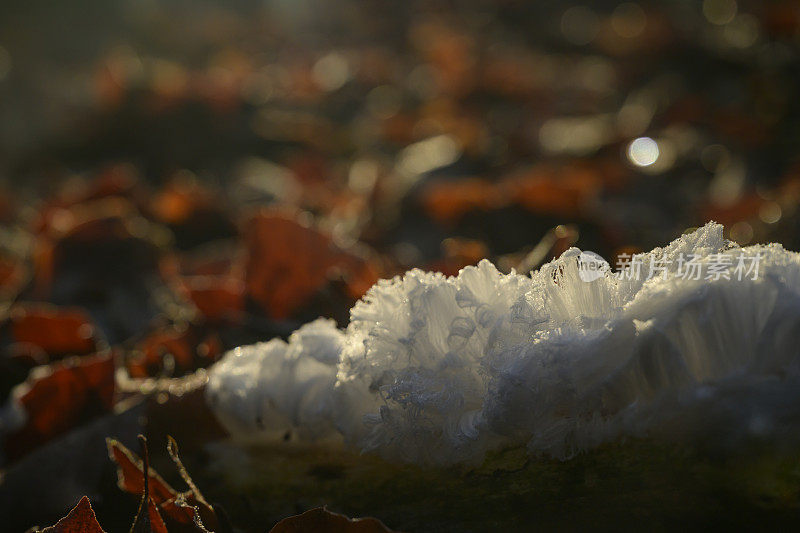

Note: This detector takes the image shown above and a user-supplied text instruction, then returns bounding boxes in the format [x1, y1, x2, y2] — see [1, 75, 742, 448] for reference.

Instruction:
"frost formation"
[206, 223, 800, 465]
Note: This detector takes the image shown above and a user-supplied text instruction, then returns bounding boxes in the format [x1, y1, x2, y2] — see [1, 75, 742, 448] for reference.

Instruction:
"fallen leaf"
[107, 438, 178, 504]
[180, 275, 245, 324]
[269, 507, 396, 533]
[33, 165, 141, 226]
[129, 436, 169, 533]
[39, 496, 105, 533]
[150, 178, 237, 250]
[420, 178, 501, 225]
[6, 304, 98, 364]
[108, 435, 219, 531]
[126, 327, 223, 378]
[245, 210, 380, 319]
[29, 197, 163, 341]
[4, 352, 115, 462]
[0, 252, 27, 298]
[146, 500, 169, 533]
[504, 164, 602, 217]
[0, 402, 145, 532]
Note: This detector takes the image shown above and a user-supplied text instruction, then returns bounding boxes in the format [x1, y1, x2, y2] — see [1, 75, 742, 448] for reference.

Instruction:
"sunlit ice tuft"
[206, 222, 800, 466]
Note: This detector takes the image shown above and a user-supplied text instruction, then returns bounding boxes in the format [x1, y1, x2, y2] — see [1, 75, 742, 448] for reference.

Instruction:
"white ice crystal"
[206, 222, 800, 465]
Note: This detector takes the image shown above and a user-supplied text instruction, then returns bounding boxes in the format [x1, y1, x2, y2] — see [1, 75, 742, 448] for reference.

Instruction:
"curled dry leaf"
[107, 436, 219, 531]
[269, 507, 396, 533]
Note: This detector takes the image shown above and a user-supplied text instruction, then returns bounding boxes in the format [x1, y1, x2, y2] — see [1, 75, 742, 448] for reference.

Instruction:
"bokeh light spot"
[759, 202, 782, 224]
[312, 52, 350, 91]
[724, 14, 760, 49]
[627, 137, 659, 167]
[703, 0, 737, 26]
[730, 221, 753, 245]
[612, 3, 647, 39]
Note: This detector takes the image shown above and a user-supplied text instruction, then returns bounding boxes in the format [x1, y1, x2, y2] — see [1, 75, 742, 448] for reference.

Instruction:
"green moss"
[195, 439, 800, 531]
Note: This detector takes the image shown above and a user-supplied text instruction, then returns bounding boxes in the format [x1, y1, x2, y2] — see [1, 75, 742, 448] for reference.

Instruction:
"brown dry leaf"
[127, 327, 222, 378]
[30, 196, 161, 304]
[137, 375, 228, 452]
[4, 352, 115, 462]
[129, 436, 169, 533]
[107, 436, 218, 531]
[33, 166, 141, 226]
[0, 403, 145, 531]
[504, 164, 602, 217]
[244, 210, 380, 319]
[159, 493, 213, 532]
[146, 499, 169, 533]
[180, 275, 245, 324]
[269, 507, 396, 533]
[428, 237, 489, 276]
[0, 252, 27, 297]
[107, 438, 178, 504]
[7, 304, 98, 364]
[420, 178, 502, 225]
[149, 178, 236, 249]
[39, 496, 105, 533]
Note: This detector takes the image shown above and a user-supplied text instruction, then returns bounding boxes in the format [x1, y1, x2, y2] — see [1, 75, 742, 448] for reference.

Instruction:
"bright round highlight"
[627, 136, 659, 167]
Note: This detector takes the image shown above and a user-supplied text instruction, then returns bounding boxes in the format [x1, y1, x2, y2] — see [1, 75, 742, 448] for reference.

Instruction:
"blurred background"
[0, 0, 800, 359]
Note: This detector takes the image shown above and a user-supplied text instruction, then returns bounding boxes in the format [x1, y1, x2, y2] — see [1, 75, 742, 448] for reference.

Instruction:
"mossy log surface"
[193, 439, 800, 532]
